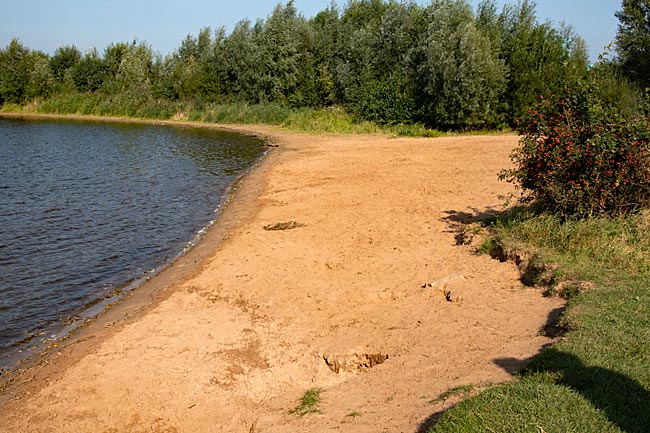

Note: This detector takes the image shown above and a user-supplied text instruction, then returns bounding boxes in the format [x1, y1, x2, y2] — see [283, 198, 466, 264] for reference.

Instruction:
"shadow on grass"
[496, 351, 650, 433]
[414, 300, 568, 433]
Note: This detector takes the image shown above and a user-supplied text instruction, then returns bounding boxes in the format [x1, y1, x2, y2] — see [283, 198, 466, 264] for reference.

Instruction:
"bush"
[502, 83, 650, 217]
[349, 76, 415, 125]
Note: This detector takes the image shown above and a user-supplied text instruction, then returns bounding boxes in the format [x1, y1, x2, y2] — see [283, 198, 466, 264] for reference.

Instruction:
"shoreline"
[0, 113, 280, 395]
[0, 111, 275, 142]
[0, 118, 564, 433]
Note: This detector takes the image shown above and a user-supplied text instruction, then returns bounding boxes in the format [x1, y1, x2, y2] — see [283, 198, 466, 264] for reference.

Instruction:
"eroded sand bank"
[0, 122, 563, 433]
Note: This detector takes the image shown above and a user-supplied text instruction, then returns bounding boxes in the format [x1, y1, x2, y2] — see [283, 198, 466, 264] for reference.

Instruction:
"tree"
[73, 49, 107, 92]
[166, 29, 214, 99]
[50, 45, 81, 92]
[308, 3, 341, 105]
[334, 0, 424, 124]
[26, 51, 54, 100]
[250, 1, 305, 103]
[220, 19, 258, 100]
[498, 0, 588, 124]
[0, 40, 37, 103]
[417, 0, 507, 129]
[102, 41, 154, 95]
[615, 0, 650, 87]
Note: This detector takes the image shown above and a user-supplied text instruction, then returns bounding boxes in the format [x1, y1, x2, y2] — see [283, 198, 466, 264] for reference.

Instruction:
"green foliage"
[49, 45, 81, 85]
[308, 4, 341, 106]
[418, 0, 506, 129]
[289, 388, 324, 416]
[250, 1, 304, 103]
[0, 39, 54, 104]
[103, 41, 154, 96]
[430, 209, 650, 432]
[0, 40, 30, 103]
[429, 384, 476, 405]
[589, 58, 640, 117]
[498, 1, 589, 123]
[72, 49, 108, 92]
[615, 0, 650, 87]
[0, 0, 599, 130]
[350, 75, 415, 125]
[336, 1, 422, 125]
[502, 82, 650, 217]
[484, 208, 650, 278]
[26, 51, 54, 100]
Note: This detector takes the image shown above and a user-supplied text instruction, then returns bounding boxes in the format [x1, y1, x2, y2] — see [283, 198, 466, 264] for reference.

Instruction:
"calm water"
[0, 118, 264, 369]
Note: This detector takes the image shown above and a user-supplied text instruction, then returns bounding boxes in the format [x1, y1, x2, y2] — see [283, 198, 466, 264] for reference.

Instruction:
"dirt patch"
[0, 123, 564, 433]
[263, 221, 304, 231]
[323, 353, 389, 374]
[487, 243, 558, 287]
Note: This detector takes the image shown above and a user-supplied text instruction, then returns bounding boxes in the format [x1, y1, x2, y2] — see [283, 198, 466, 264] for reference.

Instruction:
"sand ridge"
[0, 125, 564, 433]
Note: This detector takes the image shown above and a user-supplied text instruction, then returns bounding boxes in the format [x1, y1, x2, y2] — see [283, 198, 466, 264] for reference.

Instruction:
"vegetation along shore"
[1, 0, 650, 432]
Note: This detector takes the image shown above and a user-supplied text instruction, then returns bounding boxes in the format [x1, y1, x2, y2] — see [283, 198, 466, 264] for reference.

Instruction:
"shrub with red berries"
[501, 84, 650, 217]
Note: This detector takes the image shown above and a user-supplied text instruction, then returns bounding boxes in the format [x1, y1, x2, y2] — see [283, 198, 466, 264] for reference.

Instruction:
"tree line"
[0, 0, 644, 130]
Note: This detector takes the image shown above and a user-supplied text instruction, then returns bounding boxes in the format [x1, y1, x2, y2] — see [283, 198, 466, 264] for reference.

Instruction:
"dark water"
[0, 118, 264, 369]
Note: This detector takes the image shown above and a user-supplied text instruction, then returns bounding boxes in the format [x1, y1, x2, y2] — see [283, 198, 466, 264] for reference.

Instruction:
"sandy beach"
[0, 121, 563, 433]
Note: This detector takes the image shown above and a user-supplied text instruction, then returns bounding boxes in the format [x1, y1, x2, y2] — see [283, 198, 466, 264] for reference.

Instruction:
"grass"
[483, 207, 650, 281]
[289, 388, 324, 417]
[428, 384, 476, 405]
[3, 94, 447, 137]
[430, 209, 650, 433]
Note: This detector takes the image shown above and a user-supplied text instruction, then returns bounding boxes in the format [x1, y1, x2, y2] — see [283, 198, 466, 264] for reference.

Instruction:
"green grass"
[428, 384, 476, 405]
[430, 209, 650, 433]
[0, 102, 24, 113]
[3, 94, 448, 137]
[289, 388, 324, 417]
[483, 207, 650, 281]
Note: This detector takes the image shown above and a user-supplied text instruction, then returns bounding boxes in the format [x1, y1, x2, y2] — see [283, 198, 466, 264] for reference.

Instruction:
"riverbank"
[0, 118, 563, 433]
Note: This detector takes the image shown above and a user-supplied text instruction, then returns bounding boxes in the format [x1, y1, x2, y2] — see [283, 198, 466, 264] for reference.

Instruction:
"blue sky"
[0, 1, 621, 62]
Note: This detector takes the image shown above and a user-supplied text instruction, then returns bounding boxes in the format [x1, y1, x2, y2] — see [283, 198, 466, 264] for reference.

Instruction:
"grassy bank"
[431, 209, 650, 433]
[1, 94, 445, 137]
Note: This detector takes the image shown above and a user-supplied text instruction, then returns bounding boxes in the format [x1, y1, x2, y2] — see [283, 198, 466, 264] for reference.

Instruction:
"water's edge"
[0, 113, 275, 383]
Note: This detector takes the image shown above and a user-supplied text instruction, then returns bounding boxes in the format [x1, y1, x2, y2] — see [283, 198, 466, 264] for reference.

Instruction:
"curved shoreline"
[0, 113, 279, 394]
[0, 111, 274, 141]
[0, 119, 564, 433]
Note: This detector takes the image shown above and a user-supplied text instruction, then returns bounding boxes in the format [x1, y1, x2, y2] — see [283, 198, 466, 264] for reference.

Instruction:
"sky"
[0, 0, 622, 63]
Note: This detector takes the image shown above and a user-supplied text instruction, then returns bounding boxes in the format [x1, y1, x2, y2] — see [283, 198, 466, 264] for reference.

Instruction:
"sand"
[0, 121, 564, 433]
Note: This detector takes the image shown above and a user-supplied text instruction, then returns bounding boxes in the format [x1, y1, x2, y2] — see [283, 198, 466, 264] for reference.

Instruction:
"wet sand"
[0, 116, 563, 433]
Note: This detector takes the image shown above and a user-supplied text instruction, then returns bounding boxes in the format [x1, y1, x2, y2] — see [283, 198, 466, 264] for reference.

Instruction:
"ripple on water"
[0, 118, 264, 369]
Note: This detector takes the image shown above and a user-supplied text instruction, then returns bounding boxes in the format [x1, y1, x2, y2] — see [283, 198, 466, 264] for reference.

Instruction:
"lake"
[0, 118, 264, 370]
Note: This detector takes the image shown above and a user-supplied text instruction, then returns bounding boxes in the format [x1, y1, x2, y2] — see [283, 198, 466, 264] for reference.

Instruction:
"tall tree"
[101, 41, 154, 96]
[417, 0, 507, 128]
[615, 0, 650, 86]
[499, 0, 588, 123]
[49, 45, 81, 88]
[72, 49, 107, 92]
[251, 1, 305, 103]
[26, 51, 54, 100]
[0, 39, 49, 104]
[309, 3, 341, 105]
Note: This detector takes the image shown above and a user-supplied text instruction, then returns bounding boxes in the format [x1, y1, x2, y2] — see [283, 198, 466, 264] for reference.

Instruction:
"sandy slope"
[0, 125, 563, 433]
